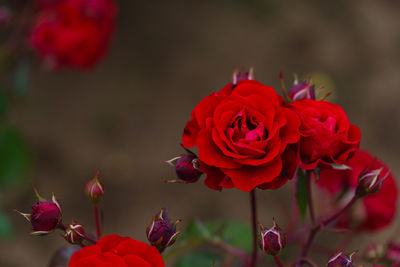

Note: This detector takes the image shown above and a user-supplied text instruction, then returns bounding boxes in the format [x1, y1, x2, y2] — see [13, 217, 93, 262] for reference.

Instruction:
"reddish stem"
[248, 190, 258, 267]
[299, 195, 358, 261]
[94, 205, 102, 239]
[305, 171, 316, 225]
[273, 255, 284, 267]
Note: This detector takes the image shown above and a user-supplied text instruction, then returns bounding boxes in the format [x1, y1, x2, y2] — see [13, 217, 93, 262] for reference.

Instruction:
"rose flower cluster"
[17, 68, 399, 267]
[29, 0, 117, 69]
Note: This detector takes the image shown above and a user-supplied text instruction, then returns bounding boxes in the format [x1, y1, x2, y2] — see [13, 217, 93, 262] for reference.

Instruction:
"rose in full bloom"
[291, 99, 361, 170]
[182, 80, 301, 191]
[317, 150, 398, 231]
[30, 0, 117, 69]
[69, 234, 165, 267]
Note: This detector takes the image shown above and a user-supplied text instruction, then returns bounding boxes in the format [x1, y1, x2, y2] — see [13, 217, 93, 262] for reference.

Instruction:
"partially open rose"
[182, 80, 301, 191]
[291, 99, 361, 170]
[69, 234, 164, 267]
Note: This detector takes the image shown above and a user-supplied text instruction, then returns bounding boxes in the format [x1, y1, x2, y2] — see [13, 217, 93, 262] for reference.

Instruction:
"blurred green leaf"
[14, 61, 30, 97]
[0, 211, 13, 239]
[296, 169, 308, 218]
[221, 221, 252, 253]
[0, 89, 6, 120]
[182, 219, 223, 241]
[174, 251, 220, 267]
[0, 126, 30, 188]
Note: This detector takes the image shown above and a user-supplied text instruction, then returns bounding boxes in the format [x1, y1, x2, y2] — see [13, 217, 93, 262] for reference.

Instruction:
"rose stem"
[249, 189, 258, 267]
[273, 255, 284, 267]
[94, 205, 101, 240]
[305, 170, 316, 225]
[299, 195, 358, 262]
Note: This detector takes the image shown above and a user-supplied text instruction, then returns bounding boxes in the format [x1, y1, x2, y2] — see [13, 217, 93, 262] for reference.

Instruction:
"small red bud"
[165, 155, 202, 184]
[364, 243, 385, 262]
[0, 7, 11, 28]
[232, 67, 254, 85]
[258, 218, 287, 255]
[356, 168, 389, 198]
[146, 207, 181, 253]
[327, 251, 356, 267]
[85, 172, 104, 205]
[64, 221, 86, 244]
[17, 190, 62, 235]
[288, 78, 316, 101]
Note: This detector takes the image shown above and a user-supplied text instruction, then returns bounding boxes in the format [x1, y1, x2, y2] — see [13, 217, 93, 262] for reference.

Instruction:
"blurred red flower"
[69, 234, 165, 267]
[182, 80, 301, 191]
[291, 99, 361, 170]
[30, 0, 117, 69]
[317, 150, 398, 231]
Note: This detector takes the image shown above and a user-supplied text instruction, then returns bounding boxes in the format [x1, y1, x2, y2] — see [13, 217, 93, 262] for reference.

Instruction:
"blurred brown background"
[2, 0, 400, 266]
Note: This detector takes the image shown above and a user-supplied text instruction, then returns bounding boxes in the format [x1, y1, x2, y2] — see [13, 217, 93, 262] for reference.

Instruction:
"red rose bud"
[364, 243, 385, 262]
[327, 251, 356, 267]
[17, 189, 62, 235]
[64, 221, 86, 244]
[165, 154, 202, 184]
[356, 168, 389, 198]
[288, 77, 316, 101]
[258, 218, 287, 255]
[146, 207, 181, 252]
[0, 7, 11, 29]
[85, 172, 104, 205]
[232, 67, 254, 85]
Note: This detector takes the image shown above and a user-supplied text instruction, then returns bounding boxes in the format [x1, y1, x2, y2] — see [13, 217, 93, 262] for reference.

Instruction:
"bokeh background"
[2, 0, 400, 266]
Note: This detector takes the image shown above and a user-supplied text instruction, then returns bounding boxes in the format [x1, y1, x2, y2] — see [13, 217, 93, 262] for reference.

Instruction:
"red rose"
[30, 0, 117, 69]
[182, 80, 301, 191]
[291, 99, 361, 170]
[69, 234, 165, 267]
[317, 150, 398, 231]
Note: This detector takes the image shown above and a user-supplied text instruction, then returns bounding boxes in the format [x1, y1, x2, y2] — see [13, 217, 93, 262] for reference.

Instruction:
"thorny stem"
[273, 255, 284, 267]
[299, 195, 358, 263]
[94, 205, 102, 240]
[249, 190, 258, 267]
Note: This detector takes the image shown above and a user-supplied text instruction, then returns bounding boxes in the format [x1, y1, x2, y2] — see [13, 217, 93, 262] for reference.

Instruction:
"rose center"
[312, 116, 337, 133]
[227, 109, 267, 143]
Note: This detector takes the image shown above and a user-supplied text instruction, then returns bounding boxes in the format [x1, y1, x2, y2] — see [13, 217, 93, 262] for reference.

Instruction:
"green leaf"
[296, 169, 308, 218]
[181, 219, 224, 241]
[0, 126, 30, 188]
[0, 88, 6, 120]
[221, 221, 252, 253]
[174, 251, 220, 267]
[0, 212, 13, 239]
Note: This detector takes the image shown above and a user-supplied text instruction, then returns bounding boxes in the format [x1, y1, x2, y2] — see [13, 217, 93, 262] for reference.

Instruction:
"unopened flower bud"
[258, 218, 287, 255]
[327, 251, 356, 267]
[17, 187, 62, 235]
[288, 77, 316, 101]
[364, 243, 385, 262]
[165, 154, 202, 184]
[356, 168, 389, 198]
[232, 67, 254, 85]
[85, 171, 104, 205]
[0, 7, 11, 28]
[64, 221, 86, 244]
[146, 207, 181, 252]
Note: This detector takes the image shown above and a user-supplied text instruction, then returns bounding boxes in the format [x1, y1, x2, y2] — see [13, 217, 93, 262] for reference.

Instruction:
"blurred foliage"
[174, 251, 220, 267]
[172, 219, 251, 266]
[0, 125, 30, 187]
[0, 211, 12, 239]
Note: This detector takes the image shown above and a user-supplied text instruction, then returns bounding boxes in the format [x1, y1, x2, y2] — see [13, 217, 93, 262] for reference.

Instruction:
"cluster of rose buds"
[18, 172, 181, 266]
